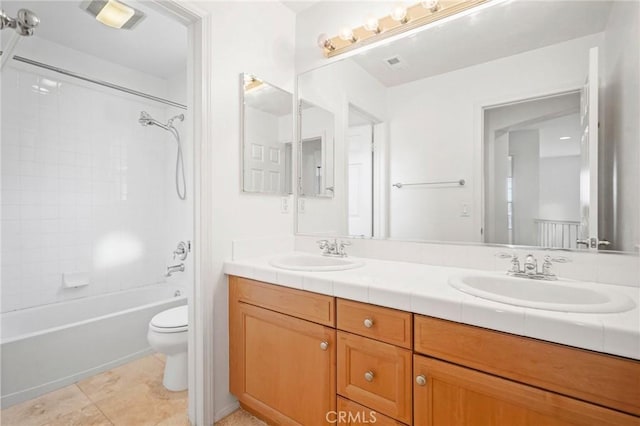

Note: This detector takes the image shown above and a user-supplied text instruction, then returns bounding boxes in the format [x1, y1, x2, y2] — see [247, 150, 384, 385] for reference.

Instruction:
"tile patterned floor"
[1, 354, 188, 426]
[214, 410, 266, 426]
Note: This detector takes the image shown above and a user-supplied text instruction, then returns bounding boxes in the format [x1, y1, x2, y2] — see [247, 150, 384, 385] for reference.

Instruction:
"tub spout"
[166, 263, 185, 277]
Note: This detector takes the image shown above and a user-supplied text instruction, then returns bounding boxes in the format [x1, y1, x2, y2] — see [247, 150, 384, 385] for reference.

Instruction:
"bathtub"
[0, 284, 187, 408]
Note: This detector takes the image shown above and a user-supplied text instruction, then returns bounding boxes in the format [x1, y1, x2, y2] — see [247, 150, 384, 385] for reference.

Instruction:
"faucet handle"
[317, 239, 329, 248]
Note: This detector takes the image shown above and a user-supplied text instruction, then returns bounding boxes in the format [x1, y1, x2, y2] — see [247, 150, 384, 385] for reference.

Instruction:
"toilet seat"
[150, 305, 188, 333]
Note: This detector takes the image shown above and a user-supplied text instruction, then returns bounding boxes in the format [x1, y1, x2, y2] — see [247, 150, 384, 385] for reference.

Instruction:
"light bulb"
[364, 14, 381, 33]
[390, 3, 409, 23]
[421, 0, 440, 12]
[339, 27, 357, 43]
[317, 33, 335, 51]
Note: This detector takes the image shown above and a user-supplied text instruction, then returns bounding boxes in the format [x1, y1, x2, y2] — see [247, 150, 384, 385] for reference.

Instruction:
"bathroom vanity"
[227, 257, 640, 426]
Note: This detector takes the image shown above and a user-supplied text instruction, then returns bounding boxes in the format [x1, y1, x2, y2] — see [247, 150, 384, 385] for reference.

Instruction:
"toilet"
[147, 305, 188, 391]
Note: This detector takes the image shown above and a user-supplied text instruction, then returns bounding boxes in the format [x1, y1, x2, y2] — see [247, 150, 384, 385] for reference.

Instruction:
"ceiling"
[245, 84, 293, 117]
[2, 0, 186, 79]
[281, 1, 322, 14]
[352, 0, 613, 87]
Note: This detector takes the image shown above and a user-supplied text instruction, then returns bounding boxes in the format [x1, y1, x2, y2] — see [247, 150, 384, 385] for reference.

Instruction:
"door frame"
[150, 2, 213, 425]
[475, 85, 582, 245]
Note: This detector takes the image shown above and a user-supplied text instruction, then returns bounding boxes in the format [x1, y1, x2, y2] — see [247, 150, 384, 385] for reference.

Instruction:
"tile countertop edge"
[223, 254, 640, 361]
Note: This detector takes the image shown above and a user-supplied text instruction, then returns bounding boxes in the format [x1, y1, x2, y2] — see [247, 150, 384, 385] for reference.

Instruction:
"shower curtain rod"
[10, 55, 187, 110]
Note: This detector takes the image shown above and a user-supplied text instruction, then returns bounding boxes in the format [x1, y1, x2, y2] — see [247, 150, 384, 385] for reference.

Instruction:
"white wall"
[601, 0, 640, 252]
[386, 34, 602, 242]
[509, 130, 540, 246]
[197, 2, 296, 421]
[1, 38, 188, 312]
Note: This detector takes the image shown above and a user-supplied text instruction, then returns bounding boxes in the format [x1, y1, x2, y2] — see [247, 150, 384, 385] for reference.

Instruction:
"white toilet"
[147, 305, 188, 391]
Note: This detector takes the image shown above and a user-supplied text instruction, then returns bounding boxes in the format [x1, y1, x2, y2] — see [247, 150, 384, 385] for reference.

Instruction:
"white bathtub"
[0, 284, 187, 408]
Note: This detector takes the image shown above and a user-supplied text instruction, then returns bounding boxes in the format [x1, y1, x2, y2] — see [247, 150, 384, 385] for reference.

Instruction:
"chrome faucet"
[166, 263, 185, 277]
[496, 252, 570, 281]
[317, 238, 351, 257]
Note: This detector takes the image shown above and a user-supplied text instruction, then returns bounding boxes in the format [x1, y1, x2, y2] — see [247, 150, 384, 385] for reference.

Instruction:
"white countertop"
[224, 253, 640, 360]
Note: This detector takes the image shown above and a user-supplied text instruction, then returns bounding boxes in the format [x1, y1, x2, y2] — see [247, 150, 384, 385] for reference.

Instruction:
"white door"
[579, 47, 599, 248]
[244, 142, 284, 193]
[348, 125, 373, 237]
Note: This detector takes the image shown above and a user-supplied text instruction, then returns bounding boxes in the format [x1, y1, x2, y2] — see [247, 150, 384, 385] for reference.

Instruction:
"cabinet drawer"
[337, 299, 412, 349]
[337, 397, 406, 426]
[337, 331, 412, 424]
[229, 275, 335, 326]
[414, 315, 640, 417]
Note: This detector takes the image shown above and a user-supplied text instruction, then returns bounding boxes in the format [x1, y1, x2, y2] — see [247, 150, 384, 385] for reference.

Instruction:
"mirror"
[298, 100, 335, 198]
[296, 0, 639, 253]
[241, 73, 293, 194]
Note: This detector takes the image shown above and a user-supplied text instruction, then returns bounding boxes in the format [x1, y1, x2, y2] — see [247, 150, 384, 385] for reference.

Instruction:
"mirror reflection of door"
[299, 100, 335, 197]
[484, 92, 583, 249]
[347, 105, 383, 238]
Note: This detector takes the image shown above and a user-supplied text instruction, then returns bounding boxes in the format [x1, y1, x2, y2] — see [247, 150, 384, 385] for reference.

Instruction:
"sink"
[269, 254, 364, 272]
[449, 274, 635, 313]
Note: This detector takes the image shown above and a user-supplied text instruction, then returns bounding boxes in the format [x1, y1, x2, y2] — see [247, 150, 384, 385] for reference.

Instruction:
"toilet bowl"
[147, 305, 188, 391]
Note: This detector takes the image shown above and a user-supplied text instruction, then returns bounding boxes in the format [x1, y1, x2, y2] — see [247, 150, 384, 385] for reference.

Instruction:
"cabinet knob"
[320, 341, 329, 351]
[364, 371, 375, 382]
[363, 318, 374, 328]
[416, 375, 427, 386]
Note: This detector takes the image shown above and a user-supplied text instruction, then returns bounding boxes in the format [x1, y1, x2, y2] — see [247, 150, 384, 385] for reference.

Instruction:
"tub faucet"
[166, 263, 185, 277]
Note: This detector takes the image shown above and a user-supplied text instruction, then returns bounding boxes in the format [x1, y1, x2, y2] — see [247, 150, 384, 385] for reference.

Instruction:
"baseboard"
[214, 401, 240, 423]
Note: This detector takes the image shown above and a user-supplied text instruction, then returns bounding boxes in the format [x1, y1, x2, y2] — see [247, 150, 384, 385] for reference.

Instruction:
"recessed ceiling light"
[559, 136, 572, 140]
[80, 0, 145, 30]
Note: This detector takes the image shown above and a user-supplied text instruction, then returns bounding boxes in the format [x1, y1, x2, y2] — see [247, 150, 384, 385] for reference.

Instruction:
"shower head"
[0, 9, 40, 36]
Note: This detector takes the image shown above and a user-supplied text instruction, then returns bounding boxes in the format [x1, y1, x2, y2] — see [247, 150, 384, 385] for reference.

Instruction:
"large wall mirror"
[296, 0, 639, 253]
[241, 73, 293, 194]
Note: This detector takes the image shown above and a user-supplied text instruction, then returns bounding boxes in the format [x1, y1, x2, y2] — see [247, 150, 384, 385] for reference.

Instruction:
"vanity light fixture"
[243, 74, 263, 92]
[391, 3, 410, 24]
[317, 33, 336, 51]
[80, 0, 145, 30]
[364, 14, 382, 34]
[422, 0, 441, 12]
[339, 27, 357, 43]
[318, 0, 487, 58]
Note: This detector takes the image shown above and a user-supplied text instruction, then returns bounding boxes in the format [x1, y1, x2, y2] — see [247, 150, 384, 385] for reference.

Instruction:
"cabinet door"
[414, 355, 640, 426]
[337, 332, 412, 424]
[230, 301, 336, 425]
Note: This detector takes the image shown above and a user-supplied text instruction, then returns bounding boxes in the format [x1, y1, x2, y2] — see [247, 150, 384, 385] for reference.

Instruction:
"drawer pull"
[416, 375, 427, 386]
[320, 341, 329, 351]
[363, 318, 374, 328]
[364, 371, 375, 382]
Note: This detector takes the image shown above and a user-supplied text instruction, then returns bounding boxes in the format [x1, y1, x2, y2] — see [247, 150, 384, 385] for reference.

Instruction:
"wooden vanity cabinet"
[229, 276, 640, 426]
[229, 276, 336, 425]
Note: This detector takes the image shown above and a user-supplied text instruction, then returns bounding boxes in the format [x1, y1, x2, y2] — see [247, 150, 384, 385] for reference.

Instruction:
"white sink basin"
[449, 274, 635, 313]
[269, 254, 363, 272]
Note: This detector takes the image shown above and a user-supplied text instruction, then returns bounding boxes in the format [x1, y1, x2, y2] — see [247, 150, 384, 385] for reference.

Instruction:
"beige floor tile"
[94, 382, 187, 426]
[154, 353, 167, 364]
[41, 404, 112, 426]
[155, 411, 190, 426]
[215, 409, 266, 426]
[0, 385, 92, 426]
[77, 355, 164, 403]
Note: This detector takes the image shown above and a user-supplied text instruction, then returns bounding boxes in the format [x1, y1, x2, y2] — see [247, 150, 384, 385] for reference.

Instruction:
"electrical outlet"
[281, 197, 289, 214]
[460, 203, 470, 217]
[299, 198, 305, 214]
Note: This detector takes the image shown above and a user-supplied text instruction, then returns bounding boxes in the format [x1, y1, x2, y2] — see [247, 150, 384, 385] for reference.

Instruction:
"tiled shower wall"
[1, 64, 183, 312]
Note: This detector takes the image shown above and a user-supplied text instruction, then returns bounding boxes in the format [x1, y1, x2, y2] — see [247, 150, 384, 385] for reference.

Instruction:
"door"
[413, 355, 637, 426]
[230, 301, 336, 425]
[579, 47, 600, 248]
[348, 125, 374, 237]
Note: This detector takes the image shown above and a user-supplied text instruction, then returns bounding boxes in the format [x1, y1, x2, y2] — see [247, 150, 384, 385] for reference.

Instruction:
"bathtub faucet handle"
[173, 241, 190, 261]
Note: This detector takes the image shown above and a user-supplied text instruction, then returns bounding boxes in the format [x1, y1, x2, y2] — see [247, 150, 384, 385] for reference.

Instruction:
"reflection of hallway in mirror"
[484, 92, 582, 249]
